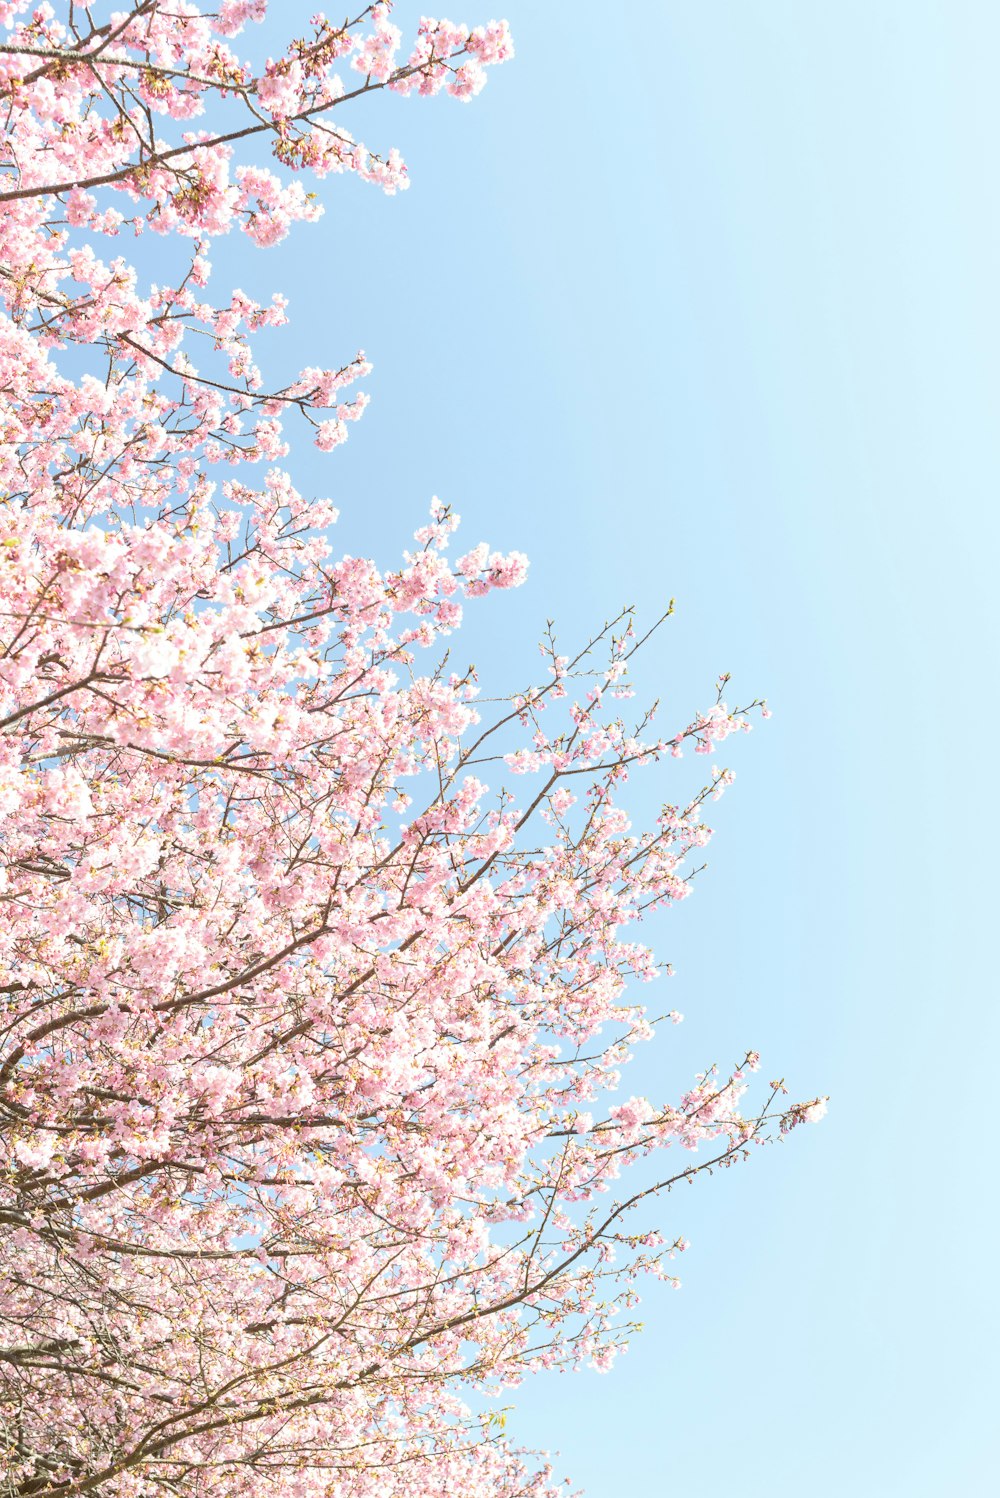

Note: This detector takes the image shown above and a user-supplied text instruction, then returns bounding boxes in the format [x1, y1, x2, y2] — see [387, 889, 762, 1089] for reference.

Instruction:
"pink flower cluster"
[0, 5, 815, 1495]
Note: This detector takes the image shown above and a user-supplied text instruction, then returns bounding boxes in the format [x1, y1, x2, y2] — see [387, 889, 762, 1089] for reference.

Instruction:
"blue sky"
[216, 4, 1000, 1492]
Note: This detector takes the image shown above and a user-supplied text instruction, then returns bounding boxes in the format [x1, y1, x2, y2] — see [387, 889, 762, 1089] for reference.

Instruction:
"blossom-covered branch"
[0, 4, 820, 1494]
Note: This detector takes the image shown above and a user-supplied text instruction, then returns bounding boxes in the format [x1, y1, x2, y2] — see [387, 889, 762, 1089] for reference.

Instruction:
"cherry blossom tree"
[0, 4, 824, 1494]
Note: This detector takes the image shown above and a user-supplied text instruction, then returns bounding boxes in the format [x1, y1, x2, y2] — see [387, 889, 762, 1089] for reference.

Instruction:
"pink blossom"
[0, 8, 803, 1494]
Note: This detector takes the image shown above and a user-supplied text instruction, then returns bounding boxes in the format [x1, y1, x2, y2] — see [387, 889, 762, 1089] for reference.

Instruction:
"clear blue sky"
[218, 4, 1000, 1493]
